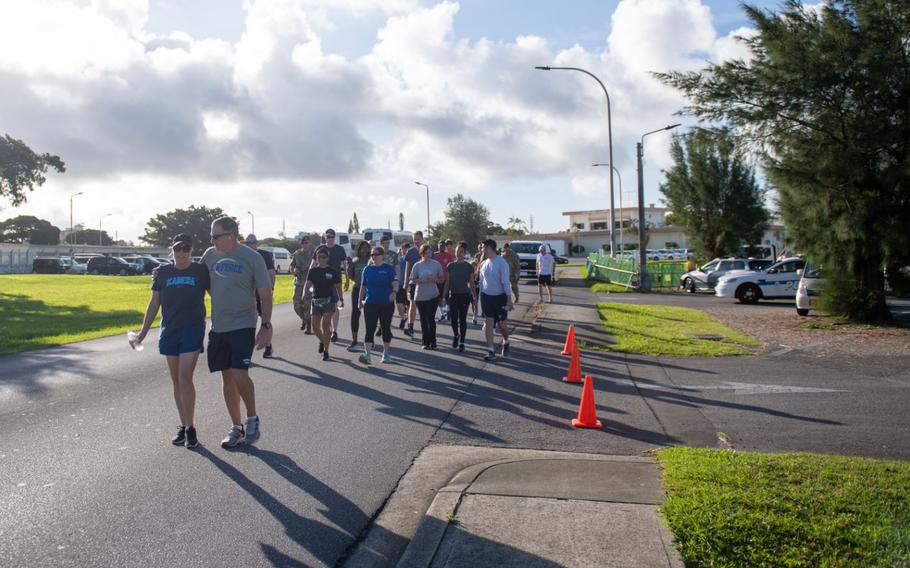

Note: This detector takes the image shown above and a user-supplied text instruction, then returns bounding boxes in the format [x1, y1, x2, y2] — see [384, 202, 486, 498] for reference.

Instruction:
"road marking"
[678, 381, 847, 395]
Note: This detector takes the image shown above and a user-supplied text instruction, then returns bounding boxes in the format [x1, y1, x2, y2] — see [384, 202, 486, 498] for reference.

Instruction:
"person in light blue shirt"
[358, 246, 399, 364]
[478, 238, 514, 361]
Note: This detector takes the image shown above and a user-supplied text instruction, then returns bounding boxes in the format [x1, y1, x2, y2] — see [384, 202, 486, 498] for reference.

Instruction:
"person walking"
[310, 228, 347, 344]
[441, 241, 474, 352]
[290, 236, 313, 333]
[409, 243, 444, 349]
[403, 230, 425, 337]
[396, 242, 411, 329]
[202, 216, 272, 448]
[134, 233, 209, 448]
[376, 234, 400, 337]
[244, 234, 276, 358]
[433, 240, 454, 322]
[478, 239, 513, 361]
[537, 245, 556, 303]
[501, 242, 521, 304]
[357, 246, 398, 364]
[307, 247, 344, 361]
[346, 241, 372, 352]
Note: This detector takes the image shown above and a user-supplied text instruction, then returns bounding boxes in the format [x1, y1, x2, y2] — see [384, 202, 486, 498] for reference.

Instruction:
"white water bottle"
[127, 330, 144, 351]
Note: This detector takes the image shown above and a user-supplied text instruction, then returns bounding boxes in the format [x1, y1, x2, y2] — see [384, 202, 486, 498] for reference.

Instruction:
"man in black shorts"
[202, 217, 273, 448]
[244, 234, 276, 357]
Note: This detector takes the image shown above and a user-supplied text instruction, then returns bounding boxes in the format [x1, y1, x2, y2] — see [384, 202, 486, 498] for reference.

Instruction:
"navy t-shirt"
[361, 263, 397, 304]
[151, 262, 209, 338]
[307, 266, 341, 300]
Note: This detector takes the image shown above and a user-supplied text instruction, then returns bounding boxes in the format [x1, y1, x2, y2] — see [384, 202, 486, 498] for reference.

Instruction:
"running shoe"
[221, 425, 245, 448]
[300, 322, 306, 330]
[322, 351, 329, 361]
[483, 350, 496, 362]
[330, 331, 338, 343]
[263, 345, 273, 358]
[304, 327, 313, 335]
[422, 344, 431, 350]
[458, 342, 465, 353]
[430, 341, 437, 350]
[472, 315, 478, 325]
[244, 416, 261, 445]
[171, 426, 186, 446]
[452, 337, 459, 349]
[358, 352, 372, 365]
[399, 318, 406, 330]
[185, 426, 198, 449]
[318, 342, 324, 354]
[404, 326, 414, 337]
[501, 342, 510, 357]
[381, 352, 392, 364]
[347, 341, 360, 352]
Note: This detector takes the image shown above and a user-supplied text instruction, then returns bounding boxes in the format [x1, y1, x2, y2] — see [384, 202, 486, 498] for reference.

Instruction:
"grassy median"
[657, 447, 910, 567]
[0, 274, 299, 354]
[595, 303, 759, 356]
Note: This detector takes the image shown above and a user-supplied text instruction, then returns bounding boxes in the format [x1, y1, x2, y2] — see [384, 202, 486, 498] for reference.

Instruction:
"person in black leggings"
[409, 243, 444, 349]
[357, 246, 398, 364]
[346, 242, 371, 351]
[441, 241, 474, 352]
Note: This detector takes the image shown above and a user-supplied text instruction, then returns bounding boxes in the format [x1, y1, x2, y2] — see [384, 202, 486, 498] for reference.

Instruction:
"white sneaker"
[221, 425, 245, 448]
[244, 416, 260, 445]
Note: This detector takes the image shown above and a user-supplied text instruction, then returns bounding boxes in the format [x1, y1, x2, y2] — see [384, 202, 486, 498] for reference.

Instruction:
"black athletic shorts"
[538, 274, 553, 285]
[480, 293, 509, 324]
[207, 328, 256, 372]
[396, 286, 408, 305]
[407, 282, 417, 302]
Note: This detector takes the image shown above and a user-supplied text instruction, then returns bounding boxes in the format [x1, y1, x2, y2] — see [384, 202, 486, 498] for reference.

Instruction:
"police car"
[714, 257, 806, 304]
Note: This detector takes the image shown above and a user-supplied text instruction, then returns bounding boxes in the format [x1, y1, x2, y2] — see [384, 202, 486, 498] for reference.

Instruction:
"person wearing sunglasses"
[357, 246, 398, 364]
[409, 243, 445, 349]
[346, 241, 372, 352]
[202, 216, 273, 448]
[310, 228, 347, 344]
[307, 248, 343, 361]
[133, 234, 210, 448]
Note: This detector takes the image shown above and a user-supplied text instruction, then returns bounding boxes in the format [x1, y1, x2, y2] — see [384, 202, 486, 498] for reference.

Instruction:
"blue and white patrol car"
[715, 257, 806, 304]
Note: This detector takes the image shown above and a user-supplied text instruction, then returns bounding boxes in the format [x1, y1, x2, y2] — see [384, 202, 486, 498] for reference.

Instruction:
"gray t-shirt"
[410, 259, 443, 301]
[201, 245, 271, 332]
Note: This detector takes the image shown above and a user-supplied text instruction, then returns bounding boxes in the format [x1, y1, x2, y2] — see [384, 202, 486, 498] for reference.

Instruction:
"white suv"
[715, 257, 807, 304]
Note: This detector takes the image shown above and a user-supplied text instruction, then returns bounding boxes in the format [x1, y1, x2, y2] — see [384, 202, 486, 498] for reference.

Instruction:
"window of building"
[573, 222, 586, 230]
[590, 222, 608, 230]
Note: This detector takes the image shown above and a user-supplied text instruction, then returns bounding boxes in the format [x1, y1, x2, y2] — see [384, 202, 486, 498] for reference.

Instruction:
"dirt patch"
[702, 306, 910, 358]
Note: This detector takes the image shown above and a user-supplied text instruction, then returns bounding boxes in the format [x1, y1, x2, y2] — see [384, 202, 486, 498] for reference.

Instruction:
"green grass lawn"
[590, 281, 633, 293]
[595, 303, 759, 356]
[0, 274, 304, 354]
[657, 447, 910, 567]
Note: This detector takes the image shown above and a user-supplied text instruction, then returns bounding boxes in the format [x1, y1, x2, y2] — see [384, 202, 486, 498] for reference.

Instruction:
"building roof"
[562, 206, 669, 216]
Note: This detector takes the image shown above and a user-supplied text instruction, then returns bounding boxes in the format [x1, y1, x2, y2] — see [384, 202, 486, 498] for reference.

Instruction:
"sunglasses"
[210, 232, 231, 240]
[370, 252, 383, 257]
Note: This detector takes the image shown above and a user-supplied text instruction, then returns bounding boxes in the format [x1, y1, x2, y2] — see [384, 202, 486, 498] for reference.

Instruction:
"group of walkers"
[132, 219, 558, 449]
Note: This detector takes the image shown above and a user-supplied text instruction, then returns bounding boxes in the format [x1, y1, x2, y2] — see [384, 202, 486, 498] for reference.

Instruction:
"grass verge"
[0, 274, 301, 354]
[657, 447, 910, 567]
[590, 281, 633, 293]
[595, 303, 758, 356]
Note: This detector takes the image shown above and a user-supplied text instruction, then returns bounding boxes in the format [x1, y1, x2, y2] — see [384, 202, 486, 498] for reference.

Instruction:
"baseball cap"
[324, 228, 336, 237]
[538, 245, 547, 252]
[170, 233, 192, 248]
[300, 235, 310, 243]
[243, 234, 258, 245]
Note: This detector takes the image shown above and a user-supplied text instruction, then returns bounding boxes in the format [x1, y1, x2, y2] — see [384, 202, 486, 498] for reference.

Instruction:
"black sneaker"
[452, 337, 459, 349]
[422, 344, 431, 350]
[430, 341, 437, 350]
[185, 426, 198, 449]
[458, 342, 465, 353]
[263, 345, 273, 358]
[346, 341, 360, 352]
[318, 342, 324, 354]
[171, 426, 186, 446]
[403, 327, 413, 337]
[483, 350, 496, 362]
[322, 350, 330, 361]
[330, 331, 338, 343]
[501, 342, 510, 357]
[300, 322, 306, 330]
[399, 318, 406, 330]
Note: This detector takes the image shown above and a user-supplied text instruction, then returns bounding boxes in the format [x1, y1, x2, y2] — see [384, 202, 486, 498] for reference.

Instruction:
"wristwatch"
[261, 322, 272, 330]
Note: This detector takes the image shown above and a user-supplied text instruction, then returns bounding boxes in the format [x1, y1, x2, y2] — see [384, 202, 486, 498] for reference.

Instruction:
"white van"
[361, 228, 393, 244]
[259, 247, 292, 274]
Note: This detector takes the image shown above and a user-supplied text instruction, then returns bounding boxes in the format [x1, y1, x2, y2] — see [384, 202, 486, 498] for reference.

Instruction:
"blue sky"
[3, 0, 788, 241]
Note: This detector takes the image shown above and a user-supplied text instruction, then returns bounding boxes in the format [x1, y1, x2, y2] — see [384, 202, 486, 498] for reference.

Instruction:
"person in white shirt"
[478, 239, 514, 361]
[536, 245, 556, 303]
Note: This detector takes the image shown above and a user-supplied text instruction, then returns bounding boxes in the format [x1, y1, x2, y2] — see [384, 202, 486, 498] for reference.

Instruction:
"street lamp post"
[536, 65, 616, 257]
[593, 163, 623, 256]
[414, 181, 430, 240]
[637, 123, 681, 291]
[99, 213, 113, 246]
[247, 210, 255, 235]
[69, 192, 84, 256]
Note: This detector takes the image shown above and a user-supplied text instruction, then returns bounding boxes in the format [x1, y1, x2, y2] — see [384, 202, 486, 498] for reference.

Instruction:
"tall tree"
[659, 129, 769, 259]
[0, 135, 65, 205]
[398, 212, 404, 231]
[141, 206, 230, 248]
[0, 215, 60, 244]
[70, 228, 113, 246]
[431, 194, 492, 250]
[505, 216, 528, 236]
[348, 219, 354, 234]
[351, 212, 360, 233]
[657, 0, 910, 320]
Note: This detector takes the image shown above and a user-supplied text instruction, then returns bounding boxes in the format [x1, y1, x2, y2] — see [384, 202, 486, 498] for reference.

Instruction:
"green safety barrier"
[586, 253, 689, 291]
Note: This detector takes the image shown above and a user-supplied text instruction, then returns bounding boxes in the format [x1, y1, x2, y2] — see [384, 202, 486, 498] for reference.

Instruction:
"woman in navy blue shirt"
[357, 246, 398, 364]
[134, 234, 209, 448]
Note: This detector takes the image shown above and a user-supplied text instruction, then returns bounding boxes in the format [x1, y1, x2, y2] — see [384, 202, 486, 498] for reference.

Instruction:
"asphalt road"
[0, 293, 539, 568]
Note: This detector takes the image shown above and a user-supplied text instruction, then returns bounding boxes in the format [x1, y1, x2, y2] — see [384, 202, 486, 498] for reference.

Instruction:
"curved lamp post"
[637, 123, 681, 290]
[536, 65, 616, 257]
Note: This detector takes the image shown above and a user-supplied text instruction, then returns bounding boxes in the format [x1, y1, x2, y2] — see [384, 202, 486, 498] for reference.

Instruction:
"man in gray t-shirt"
[202, 216, 273, 448]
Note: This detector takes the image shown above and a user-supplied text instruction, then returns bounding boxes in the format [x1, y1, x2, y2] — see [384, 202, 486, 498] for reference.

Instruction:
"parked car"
[715, 257, 807, 304]
[86, 256, 139, 276]
[32, 257, 67, 274]
[124, 255, 164, 274]
[681, 257, 774, 293]
[508, 240, 545, 280]
[795, 265, 824, 316]
[59, 257, 87, 274]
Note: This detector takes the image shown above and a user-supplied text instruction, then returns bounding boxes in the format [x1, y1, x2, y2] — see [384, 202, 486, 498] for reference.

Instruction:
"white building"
[563, 205, 670, 231]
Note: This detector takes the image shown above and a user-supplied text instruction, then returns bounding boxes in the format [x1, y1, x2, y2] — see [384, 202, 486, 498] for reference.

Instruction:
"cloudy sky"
[0, 0, 780, 242]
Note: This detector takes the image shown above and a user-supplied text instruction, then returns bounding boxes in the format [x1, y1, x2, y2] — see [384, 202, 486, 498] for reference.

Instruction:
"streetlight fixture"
[637, 123, 681, 290]
[414, 181, 430, 240]
[593, 163, 624, 256]
[69, 191, 84, 253]
[536, 65, 616, 257]
[247, 210, 255, 235]
[99, 213, 113, 246]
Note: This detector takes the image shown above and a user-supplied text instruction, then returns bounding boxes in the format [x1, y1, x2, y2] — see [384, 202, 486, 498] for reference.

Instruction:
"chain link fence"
[586, 252, 689, 290]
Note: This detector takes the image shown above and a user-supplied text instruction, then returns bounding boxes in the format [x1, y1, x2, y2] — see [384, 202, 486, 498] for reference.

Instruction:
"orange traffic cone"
[562, 348, 583, 383]
[561, 324, 577, 356]
[572, 375, 603, 429]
